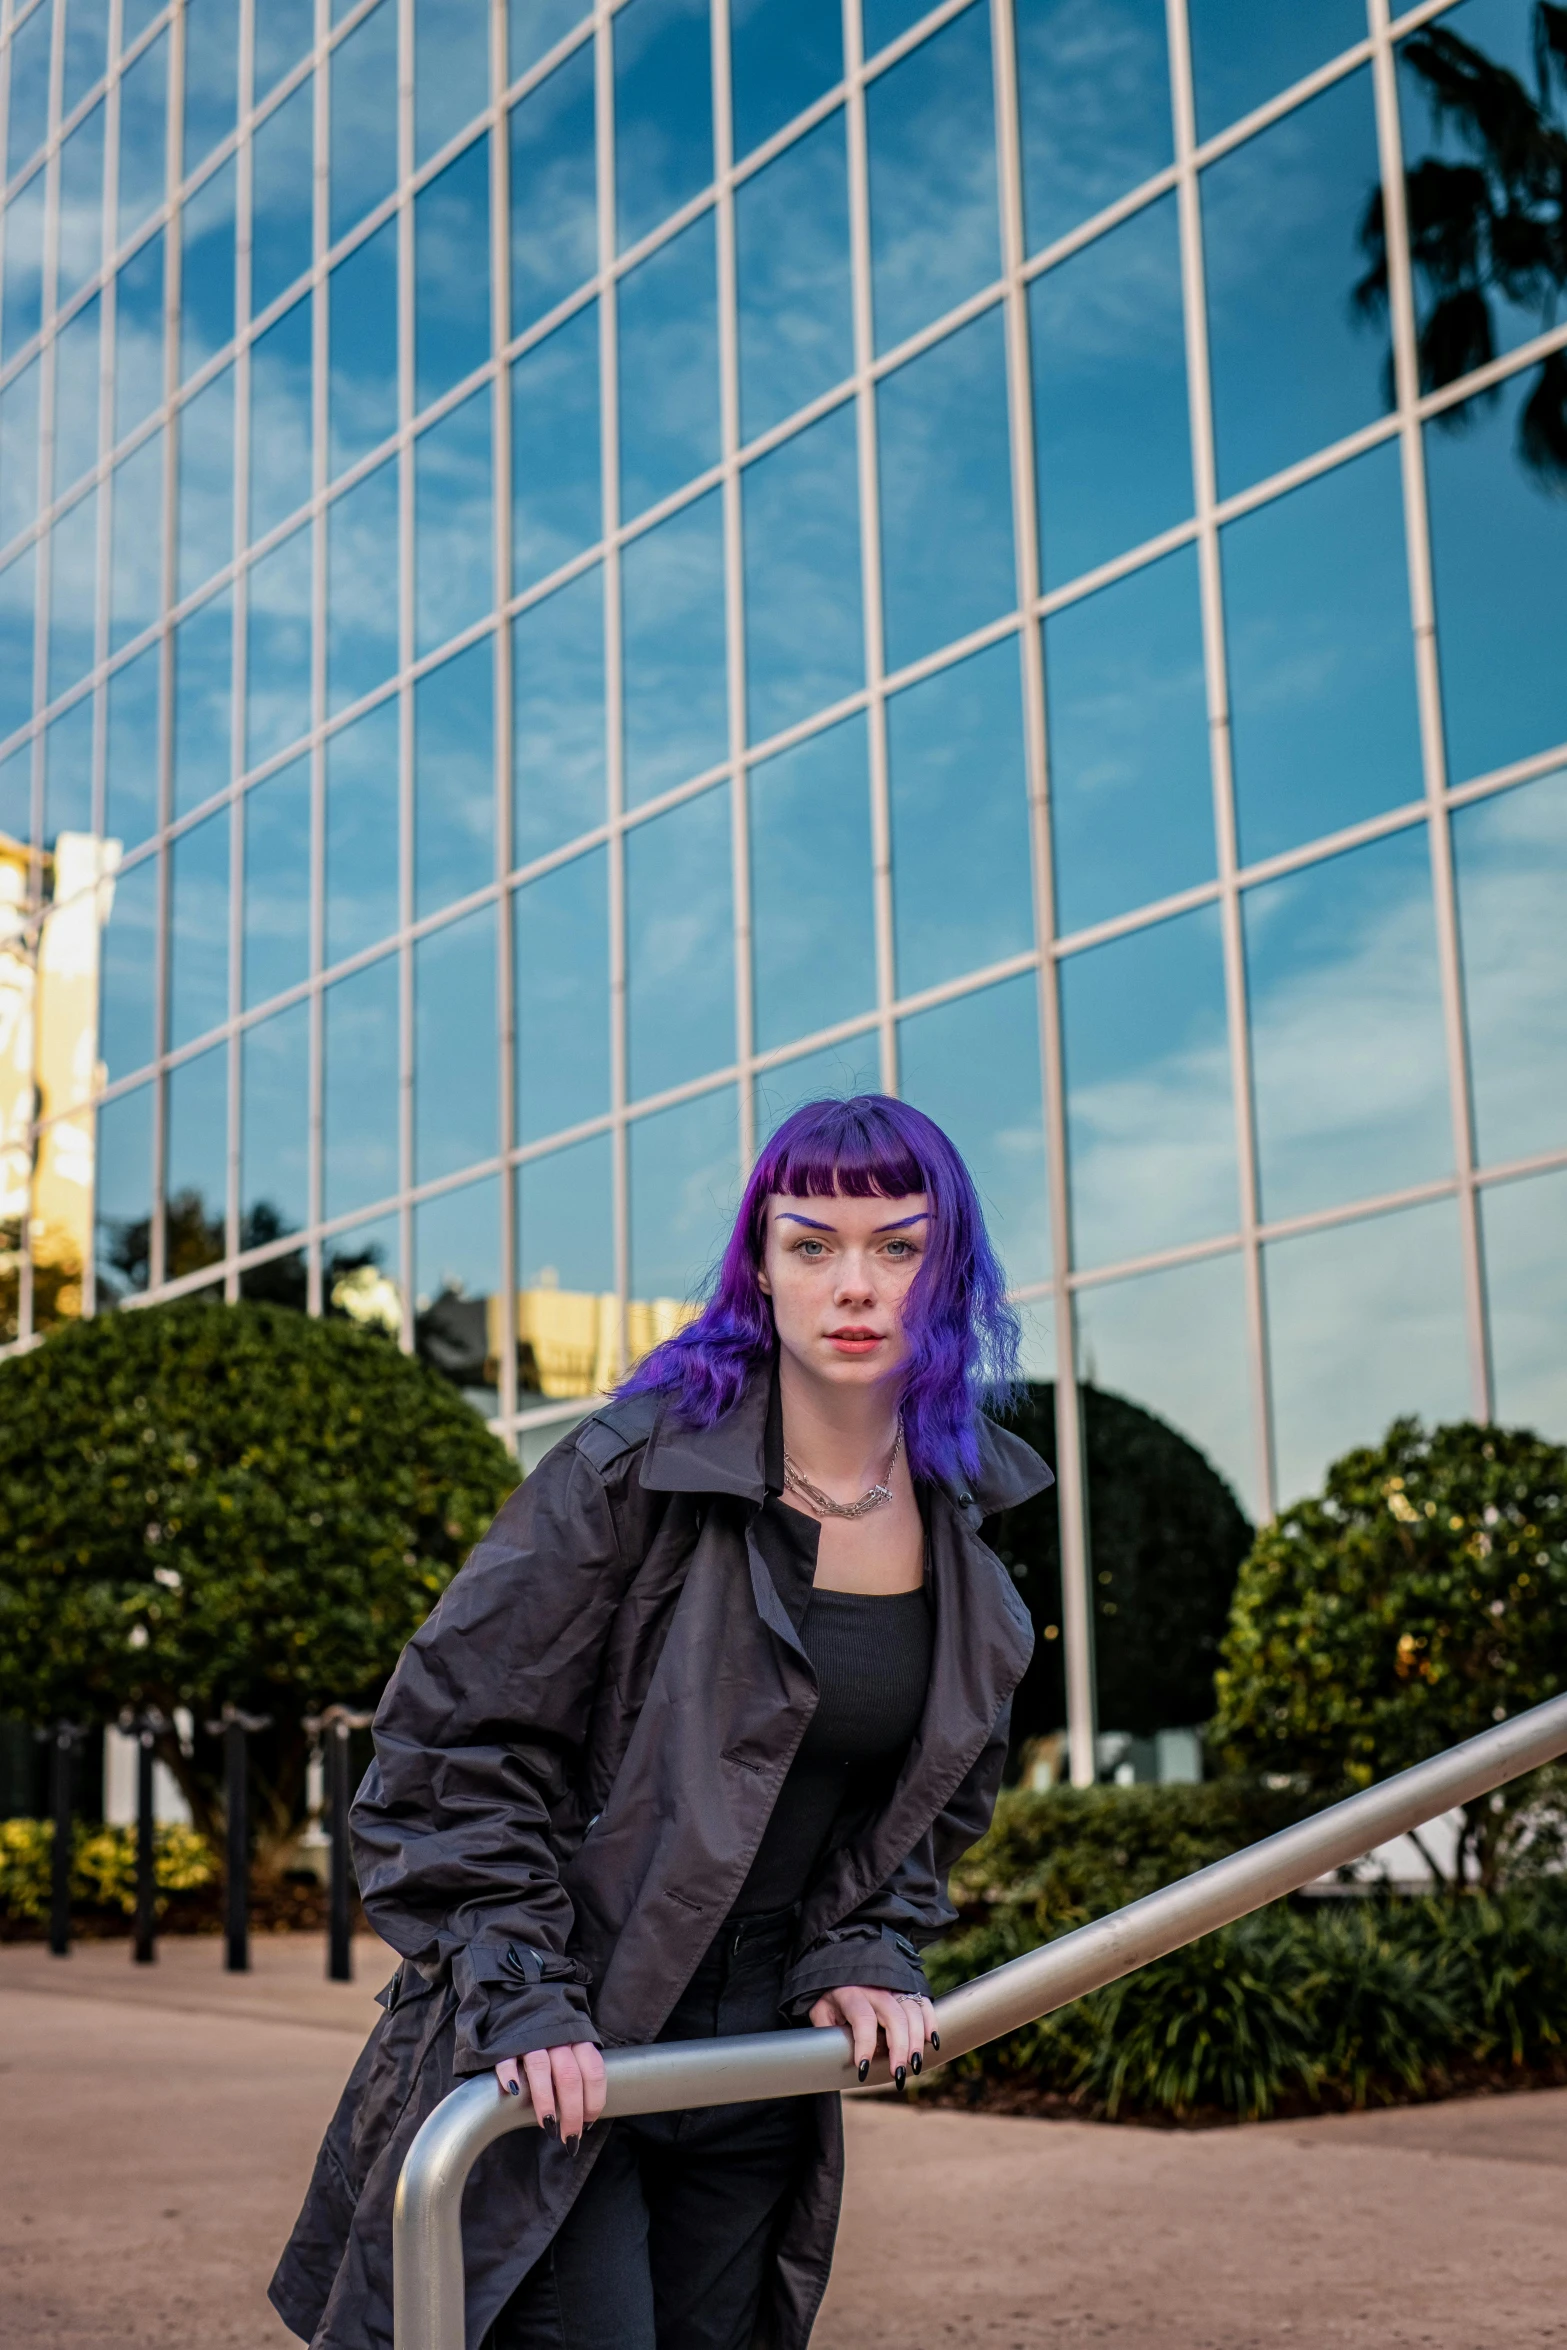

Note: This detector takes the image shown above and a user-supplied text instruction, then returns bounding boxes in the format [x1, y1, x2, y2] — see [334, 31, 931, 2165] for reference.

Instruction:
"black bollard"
[133, 1718, 159, 1965]
[206, 1706, 271, 1973]
[320, 1708, 373, 1982]
[47, 1724, 83, 1958]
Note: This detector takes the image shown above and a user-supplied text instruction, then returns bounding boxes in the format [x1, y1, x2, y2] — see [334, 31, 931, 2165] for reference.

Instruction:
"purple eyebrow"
[777, 1212, 834, 1231]
[775, 1209, 930, 1234]
[875, 1212, 929, 1232]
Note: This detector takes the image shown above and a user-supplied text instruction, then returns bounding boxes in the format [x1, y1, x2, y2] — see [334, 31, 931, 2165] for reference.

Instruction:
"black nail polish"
[929, 2030, 941, 2052]
[566, 2134, 581, 2160]
[894, 2065, 906, 2091]
[856, 2058, 870, 2083]
[541, 2112, 558, 2138]
[910, 2052, 922, 2076]
[505, 2079, 520, 2097]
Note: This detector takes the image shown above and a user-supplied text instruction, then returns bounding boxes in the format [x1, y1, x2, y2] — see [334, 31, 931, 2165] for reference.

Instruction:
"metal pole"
[392, 1690, 1567, 2350]
[134, 1720, 158, 1966]
[206, 1705, 272, 1974]
[47, 1725, 81, 1959]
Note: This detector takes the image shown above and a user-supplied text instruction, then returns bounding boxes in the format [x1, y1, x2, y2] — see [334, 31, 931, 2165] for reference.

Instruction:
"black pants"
[491, 1909, 813, 2350]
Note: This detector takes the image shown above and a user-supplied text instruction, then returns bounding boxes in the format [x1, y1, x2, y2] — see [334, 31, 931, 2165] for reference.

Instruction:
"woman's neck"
[776, 1349, 903, 1489]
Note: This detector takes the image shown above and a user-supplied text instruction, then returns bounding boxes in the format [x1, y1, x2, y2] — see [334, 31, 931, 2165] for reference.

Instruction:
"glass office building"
[2, 0, 1565, 1764]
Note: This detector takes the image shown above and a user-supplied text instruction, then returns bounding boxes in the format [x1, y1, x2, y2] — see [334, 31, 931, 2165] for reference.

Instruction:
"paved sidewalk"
[2, 1934, 1564, 2350]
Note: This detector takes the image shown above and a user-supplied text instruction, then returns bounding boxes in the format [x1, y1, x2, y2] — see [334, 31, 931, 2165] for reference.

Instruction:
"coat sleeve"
[777, 1699, 1013, 2018]
[350, 1435, 638, 2077]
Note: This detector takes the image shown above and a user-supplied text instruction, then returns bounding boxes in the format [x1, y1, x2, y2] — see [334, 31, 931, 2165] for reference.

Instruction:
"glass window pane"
[898, 971, 1050, 1288]
[1203, 69, 1390, 497]
[178, 155, 236, 377]
[414, 0, 490, 166]
[754, 1034, 881, 1142]
[248, 296, 313, 541]
[748, 713, 874, 1054]
[414, 388, 492, 656]
[415, 1172, 501, 1410]
[164, 1041, 228, 1276]
[324, 1208, 403, 1328]
[613, 0, 713, 253]
[168, 805, 230, 1048]
[414, 633, 494, 916]
[1074, 1249, 1256, 1519]
[1483, 1166, 1567, 1441]
[415, 902, 498, 1181]
[1060, 904, 1237, 1269]
[171, 586, 232, 815]
[1190, 0, 1366, 141]
[240, 996, 308, 1236]
[53, 296, 102, 496]
[110, 428, 163, 651]
[620, 487, 726, 806]
[0, 739, 28, 841]
[114, 231, 165, 440]
[245, 524, 312, 768]
[515, 1133, 615, 1398]
[730, 0, 839, 160]
[510, 0, 587, 79]
[1031, 193, 1190, 591]
[44, 697, 94, 841]
[867, 2, 998, 355]
[323, 950, 399, 1217]
[251, 76, 314, 316]
[325, 695, 399, 965]
[330, 0, 398, 247]
[176, 361, 235, 595]
[862, 1, 931, 56]
[0, 358, 40, 545]
[877, 308, 1015, 674]
[117, 30, 169, 248]
[1244, 826, 1451, 1225]
[1454, 765, 1567, 1170]
[625, 783, 732, 1098]
[509, 41, 597, 336]
[0, 545, 37, 738]
[94, 1081, 154, 1303]
[1044, 546, 1213, 936]
[889, 634, 1034, 996]
[328, 219, 398, 477]
[57, 101, 107, 309]
[1224, 444, 1422, 867]
[106, 644, 160, 848]
[101, 848, 160, 1076]
[1265, 1197, 1470, 1506]
[1017, 0, 1171, 256]
[48, 488, 98, 697]
[2, 168, 46, 361]
[741, 402, 861, 744]
[1426, 370, 1567, 786]
[512, 567, 604, 862]
[627, 1081, 737, 1305]
[327, 456, 399, 711]
[511, 300, 600, 592]
[734, 108, 852, 444]
[414, 134, 491, 412]
[617, 211, 720, 526]
[254, 0, 313, 103]
[6, 2, 53, 178]
[181, 0, 240, 174]
[514, 843, 610, 1142]
[242, 754, 309, 1009]
[65, 0, 113, 114]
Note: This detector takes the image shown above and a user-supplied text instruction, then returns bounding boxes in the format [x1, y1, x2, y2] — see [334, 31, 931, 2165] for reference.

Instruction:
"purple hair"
[617, 1094, 1020, 1486]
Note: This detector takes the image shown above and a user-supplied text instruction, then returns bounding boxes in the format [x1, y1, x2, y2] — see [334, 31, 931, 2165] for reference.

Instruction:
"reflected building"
[2, 0, 1566, 1770]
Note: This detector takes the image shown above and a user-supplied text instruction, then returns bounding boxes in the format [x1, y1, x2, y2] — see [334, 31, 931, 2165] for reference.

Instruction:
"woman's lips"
[826, 1330, 883, 1354]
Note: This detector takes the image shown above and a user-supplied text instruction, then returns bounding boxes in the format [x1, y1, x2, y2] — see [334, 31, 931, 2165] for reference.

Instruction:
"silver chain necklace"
[783, 1421, 904, 1520]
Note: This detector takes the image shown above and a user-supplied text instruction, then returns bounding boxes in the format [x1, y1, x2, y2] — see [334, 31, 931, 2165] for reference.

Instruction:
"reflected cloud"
[867, 3, 999, 353]
[1454, 764, 1567, 1169]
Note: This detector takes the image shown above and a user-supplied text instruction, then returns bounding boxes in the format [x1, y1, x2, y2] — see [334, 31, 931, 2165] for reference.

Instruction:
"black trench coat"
[270, 1362, 1051, 2350]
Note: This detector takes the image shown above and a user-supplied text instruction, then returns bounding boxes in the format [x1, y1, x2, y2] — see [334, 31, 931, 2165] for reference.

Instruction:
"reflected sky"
[66, 0, 113, 109]
[1075, 1248, 1256, 1517]
[0, 742, 24, 841]
[613, 0, 713, 254]
[516, 1130, 613, 1294]
[45, 697, 93, 840]
[176, 362, 235, 596]
[867, 2, 998, 355]
[255, 0, 313, 101]
[1016, 0, 1171, 256]
[182, 0, 239, 173]
[625, 782, 733, 1099]
[324, 951, 400, 1220]
[415, 390, 493, 656]
[1223, 442, 1423, 867]
[326, 696, 400, 968]
[101, 850, 160, 1077]
[620, 488, 727, 806]
[748, 712, 876, 1054]
[241, 998, 309, 1234]
[1189, 0, 1367, 141]
[246, 524, 312, 768]
[1060, 903, 1236, 1269]
[117, 32, 167, 248]
[1045, 546, 1213, 936]
[628, 1081, 738, 1301]
[1426, 370, 1567, 785]
[57, 101, 106, 309]
[179, 156, 236, 379]
[414, 0, 490, 167]
[735, 109, 853, 444]
[1483, 1164, 1567, 1436]
[1, 360, 39, 545]
[898, 971, 1050, 1290]
[513, 301, 601, 592]
[1453, 765, 1567, 1170]
[754, 1033, 881, 1143]
[168, 805, 230, 1049]
[250, 297, 313, 541]
[106, 647, 160, 851]
[242, 756, 310, 1011]
[6, 4, 50, 179]
[415, 902, 499, 1182]
[0, 546, 35, 741]
[48, 489, 97, 698]
[114, 232, 165, 442]
[252, 77, 314, 317]
[877, 307, 1015, 674]
[619, 211, 720, 521]
[741, 401, 861, 743]
[110, 425, 163, 657]
[888, 633, 1034, 996]
[415, 634, 494, 917]
[862, 0, 933, 53]
[164, 1042, 227, 1270]
[513, 567, 606, 862]
[510, 1, 588, 79]
[1265, 1197, 1470, 1505]
[1245, 827, 1451, 1224]
[171, 588, 232, 816]
[1203, 68, 1390, 496]
[330, 0, 398, 247]
[329, 222, 398, 479]
[95, 1084, 153, 1297]
[730, 0, 840, 160]
[415, 1172, 500, 1320]
[1031, 193, 1190, 591]
[54, 297, 103, 494]
[514, 843, 610, 1142]
[1, 169, 43, 361]
[510, 41, 597, 337]
[415, 136, 491, 413]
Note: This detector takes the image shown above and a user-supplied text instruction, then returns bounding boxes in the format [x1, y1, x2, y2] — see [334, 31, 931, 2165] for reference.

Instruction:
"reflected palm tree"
[1355, 2, 1567, 486]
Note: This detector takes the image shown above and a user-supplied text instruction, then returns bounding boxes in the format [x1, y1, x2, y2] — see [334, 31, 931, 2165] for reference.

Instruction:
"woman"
[271, 1095, 1052, 2350]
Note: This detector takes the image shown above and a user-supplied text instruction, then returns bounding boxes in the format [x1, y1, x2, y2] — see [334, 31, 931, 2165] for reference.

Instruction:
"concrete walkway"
[2, 1934, 1563, 2349]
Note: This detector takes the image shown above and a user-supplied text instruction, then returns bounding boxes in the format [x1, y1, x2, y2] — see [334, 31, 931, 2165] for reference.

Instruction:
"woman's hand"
[807, 1985, 938, 2087]
[494, 2043, 606, 2151]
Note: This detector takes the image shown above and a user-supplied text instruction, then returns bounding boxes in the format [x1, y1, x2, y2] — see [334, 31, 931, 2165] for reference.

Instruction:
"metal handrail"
[394, 1690, 1567, 2350]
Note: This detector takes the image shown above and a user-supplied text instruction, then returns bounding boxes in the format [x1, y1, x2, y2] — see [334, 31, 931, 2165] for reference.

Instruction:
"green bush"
[0, 1816, 218, 1921]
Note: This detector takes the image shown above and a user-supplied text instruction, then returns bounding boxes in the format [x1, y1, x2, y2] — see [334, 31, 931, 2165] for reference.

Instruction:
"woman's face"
[757, 1191, 929, 1393]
